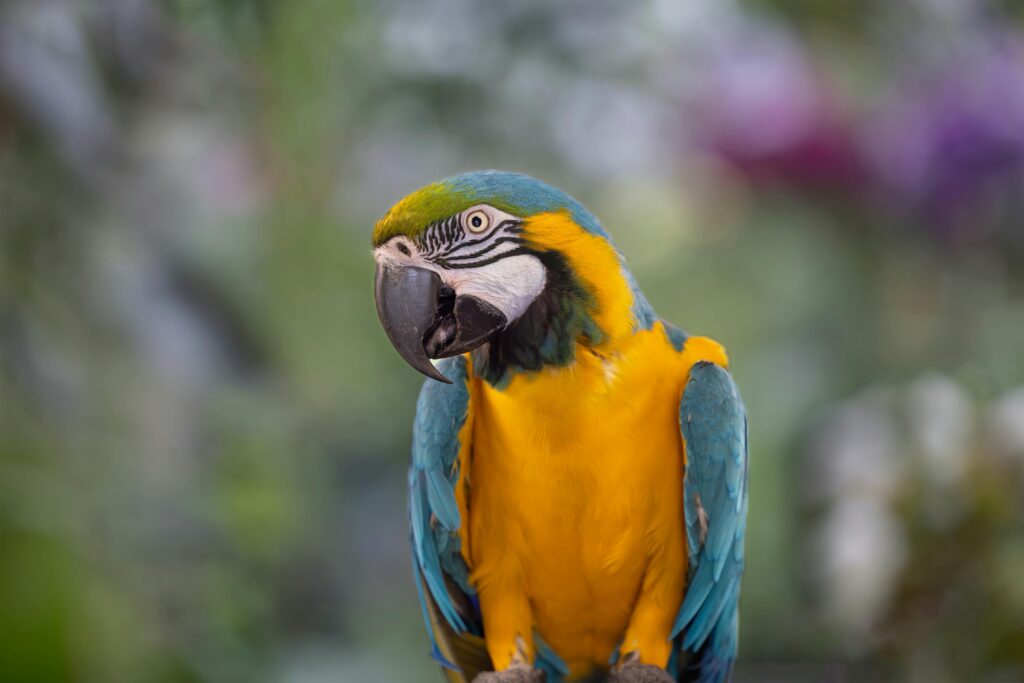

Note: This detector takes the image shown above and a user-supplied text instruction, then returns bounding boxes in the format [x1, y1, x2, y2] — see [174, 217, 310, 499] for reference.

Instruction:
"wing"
[409, 355, 490, 682]
[671, 361, 749, 683]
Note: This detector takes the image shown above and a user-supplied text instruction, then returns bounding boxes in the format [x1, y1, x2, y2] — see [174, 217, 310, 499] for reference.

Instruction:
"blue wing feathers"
[410, 356, 475, 657]
[412, 469, 466, 632]
[425, 466, 461, 531]
[673, 361, 748, 683]
[412, 555, 462, 671]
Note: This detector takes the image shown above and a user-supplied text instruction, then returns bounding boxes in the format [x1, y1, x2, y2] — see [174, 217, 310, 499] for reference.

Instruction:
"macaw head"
[372, 171, 654, 384]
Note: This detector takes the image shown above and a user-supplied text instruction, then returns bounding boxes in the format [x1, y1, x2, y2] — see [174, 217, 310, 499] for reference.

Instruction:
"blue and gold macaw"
[372, 172, 748, 683]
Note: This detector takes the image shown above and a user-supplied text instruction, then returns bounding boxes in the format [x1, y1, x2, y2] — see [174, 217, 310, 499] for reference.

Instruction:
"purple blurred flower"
[693, 29, 865, 189]
[866, 37, 1024, 240]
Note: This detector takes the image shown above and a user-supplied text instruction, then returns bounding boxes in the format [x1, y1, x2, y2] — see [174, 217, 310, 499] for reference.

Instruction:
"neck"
[471, 211, 655, 386]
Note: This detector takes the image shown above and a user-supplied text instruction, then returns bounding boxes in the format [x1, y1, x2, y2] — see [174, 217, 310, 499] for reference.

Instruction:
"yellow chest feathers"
[455, 327, 727, 675]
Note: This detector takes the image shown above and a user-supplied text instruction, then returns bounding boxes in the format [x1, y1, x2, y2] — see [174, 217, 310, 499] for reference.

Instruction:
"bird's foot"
[606, 661, 674, 683]
[472, 665, 546, 683]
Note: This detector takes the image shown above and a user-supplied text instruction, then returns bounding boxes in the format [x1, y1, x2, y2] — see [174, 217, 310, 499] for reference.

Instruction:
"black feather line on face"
[447, 223, 517, 250]
[452, 220, 523, 250]
[440, 237, 527, 263]
[414, 215, 464, 258]
[432, 246, 535, 270]
[413, 215, 525, 265]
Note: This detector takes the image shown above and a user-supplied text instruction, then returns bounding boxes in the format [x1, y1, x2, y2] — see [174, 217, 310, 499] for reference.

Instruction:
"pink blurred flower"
[694, 29, 865, 189]
[865, 36, 1024, 240]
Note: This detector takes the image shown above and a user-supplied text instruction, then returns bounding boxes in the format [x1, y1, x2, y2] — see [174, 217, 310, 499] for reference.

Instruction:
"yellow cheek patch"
[523, 210, 635, 346]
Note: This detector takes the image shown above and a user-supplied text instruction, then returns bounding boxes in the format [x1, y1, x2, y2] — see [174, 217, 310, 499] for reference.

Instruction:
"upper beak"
[374, 262, 508, 383]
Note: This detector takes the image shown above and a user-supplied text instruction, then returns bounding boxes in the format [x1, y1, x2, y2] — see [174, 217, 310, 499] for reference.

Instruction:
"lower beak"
[374, 263, 507, 383]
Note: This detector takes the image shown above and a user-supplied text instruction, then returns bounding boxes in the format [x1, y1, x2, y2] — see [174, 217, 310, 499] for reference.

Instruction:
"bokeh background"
[2, 1, 1024, 682]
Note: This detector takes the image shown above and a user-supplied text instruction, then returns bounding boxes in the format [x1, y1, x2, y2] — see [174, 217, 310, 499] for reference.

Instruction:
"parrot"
[371, 171, 748, 683]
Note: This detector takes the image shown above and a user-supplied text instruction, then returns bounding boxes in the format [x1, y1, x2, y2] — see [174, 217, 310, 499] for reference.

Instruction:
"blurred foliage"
[1, 1, 1023, 682]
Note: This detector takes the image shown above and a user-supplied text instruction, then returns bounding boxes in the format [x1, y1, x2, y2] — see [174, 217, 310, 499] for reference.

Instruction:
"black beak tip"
[423, 362, 453, 384]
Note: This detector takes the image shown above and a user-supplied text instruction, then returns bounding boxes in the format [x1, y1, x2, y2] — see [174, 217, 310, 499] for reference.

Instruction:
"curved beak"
[374, 262, 508, 383]
[375, 263, 451, 383]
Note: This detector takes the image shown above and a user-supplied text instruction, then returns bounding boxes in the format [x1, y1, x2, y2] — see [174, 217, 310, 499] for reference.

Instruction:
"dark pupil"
[470, 215, 482, 228]
[397, 243, 411, 256]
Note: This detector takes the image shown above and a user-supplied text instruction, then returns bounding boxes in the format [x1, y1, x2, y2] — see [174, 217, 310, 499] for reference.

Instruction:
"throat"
[472, 250, 613, 386]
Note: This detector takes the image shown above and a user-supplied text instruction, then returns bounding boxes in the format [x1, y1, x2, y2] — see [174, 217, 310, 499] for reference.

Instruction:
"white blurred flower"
[805, 387, 905, 505]
[987, 387, 1024, 463]
[812, 497, 907, 643]
[906, 374, 973, 489]
[701, 26, 825, 158]
[549, 79, 678, 176]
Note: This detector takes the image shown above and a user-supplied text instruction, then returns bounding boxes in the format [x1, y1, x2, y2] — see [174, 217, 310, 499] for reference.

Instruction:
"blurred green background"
[2, 1, 1024, 682]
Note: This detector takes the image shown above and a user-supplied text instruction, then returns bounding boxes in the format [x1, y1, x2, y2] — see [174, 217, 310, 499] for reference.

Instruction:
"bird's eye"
[464, 209, 490, 234]
[397, 242, 411, 256]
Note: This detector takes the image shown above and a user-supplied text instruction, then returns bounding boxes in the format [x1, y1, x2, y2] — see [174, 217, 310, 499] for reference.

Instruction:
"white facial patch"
[441, 254, 546, 322]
